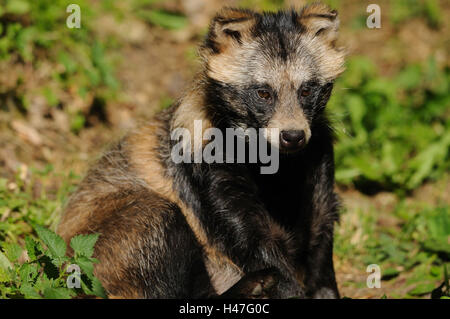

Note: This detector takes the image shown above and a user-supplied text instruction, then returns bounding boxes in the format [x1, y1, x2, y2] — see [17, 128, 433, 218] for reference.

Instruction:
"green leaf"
[347, 94, 367, 140]
[422, 238, 450, 255]
[408, 283, 436, 296]
[6, 0, 30, 15]
[43, 287, 75, 299]
[423, 0, 442, 29]
[39, 255, 60, 280]
[407, 132, 450, 189]
[0, 268, 10, 282]
[70, 113, 86, 134]
[25, 236, 43, 261]
[34, 225, 66, 262]
[91, 277, 107, 299]
[19, 263, 39, 283]
[0, 178, 7, 191]
[75, 256, 94, 280]
[382, 268, 400, 280]
[139, 9, 187, 30]
[0, 250, 12, 271]
[20, 283, 42, 299]
[70, 233, 99, 258]
[80, 275, 107, 298]
[2, 242, 22, 263]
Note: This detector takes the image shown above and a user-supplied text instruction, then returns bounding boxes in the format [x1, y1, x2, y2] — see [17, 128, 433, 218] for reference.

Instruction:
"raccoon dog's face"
[201, 4, 345, 153]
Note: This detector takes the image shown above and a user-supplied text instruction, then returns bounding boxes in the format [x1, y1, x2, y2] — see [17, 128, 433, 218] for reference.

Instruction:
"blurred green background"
[0, 0, 448, 298]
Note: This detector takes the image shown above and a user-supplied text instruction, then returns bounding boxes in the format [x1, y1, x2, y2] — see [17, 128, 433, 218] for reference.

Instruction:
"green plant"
[240, 0, 285, 11]
[390, 0, 443, 29]
[431, 265, 450, 299]
[331, 56, 450, 193]
[0, 0, 119, 133]
[334, 200, 450, 298]
[0, 165, 106, 299]
[0, 225, 105, 299]
[133, 0, 187, 30]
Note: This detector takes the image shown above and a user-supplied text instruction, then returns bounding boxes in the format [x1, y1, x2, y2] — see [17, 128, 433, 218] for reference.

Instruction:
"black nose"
[280, 130, 306, 150]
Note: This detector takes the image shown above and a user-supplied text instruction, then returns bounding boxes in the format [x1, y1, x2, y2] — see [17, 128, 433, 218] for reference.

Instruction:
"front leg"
[305, 231, 339, 299]
[218, 268, 285, 299]
[300, 148, 340, 299]
[178, 163, 304, 298]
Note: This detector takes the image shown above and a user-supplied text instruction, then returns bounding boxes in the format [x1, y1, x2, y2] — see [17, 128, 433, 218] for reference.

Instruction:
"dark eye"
[257, 89, 272, 101]
[300, 88, 311, 97]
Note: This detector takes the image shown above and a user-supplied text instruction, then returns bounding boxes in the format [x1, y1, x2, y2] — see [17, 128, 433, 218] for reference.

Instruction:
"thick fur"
[58, 4, 345, 299]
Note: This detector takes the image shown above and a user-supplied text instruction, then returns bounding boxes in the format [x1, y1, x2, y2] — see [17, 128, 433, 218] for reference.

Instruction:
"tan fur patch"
[57, 192, 93, 242]
[57, 149, 137, 242]
[127, 123, 173, 197]
[299, 3, 346, 81]
[204, 5, 345, 87]
[171, 89, 212, 152]
[300, 3, 337, 20]
[209, 8, 256, 53]
[266, 107, 311, 139]
[127, 121, 197, 230]
[204, 36, 259, 86]
[128, 106, 243, 294]
[205, 251, 244, 295]
[264, 82, 312, 147]
[61, 184, 172, 298]
[216, 7, 255, 22]
[302, 36, 346, 82]
[201, 8, 258, 86]
[94, 198, 170, 298]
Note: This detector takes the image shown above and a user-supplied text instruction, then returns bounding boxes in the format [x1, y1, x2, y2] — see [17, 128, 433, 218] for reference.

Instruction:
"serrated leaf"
[39, 255, 60, 280]
[2, 242, 22, 263]
[43, 287, 75, 299]
[91, 277, 107, 299]
[0, 250, 12, 271]
[0, 268, 10, 283]
[34, 225, 66, 262]
[79, 274, 106, 298]
[70, 233, 99, 258]
[25, 236, 42, 261]
[75, 256, 94, 280]
[20, 283, 42, 299]
[19, 263, 38, 283]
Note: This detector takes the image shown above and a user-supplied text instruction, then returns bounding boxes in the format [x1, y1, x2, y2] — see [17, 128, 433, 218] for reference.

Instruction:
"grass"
[0, 0, 119, 133]
[334, 194, 450, 298]
[331, 56, 450, 194]
[0, 0, 449, 299]
[0, 167, 110, 298]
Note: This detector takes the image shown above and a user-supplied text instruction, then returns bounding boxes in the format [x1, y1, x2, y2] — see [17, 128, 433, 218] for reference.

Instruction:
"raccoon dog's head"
[201, 4, 345, 153]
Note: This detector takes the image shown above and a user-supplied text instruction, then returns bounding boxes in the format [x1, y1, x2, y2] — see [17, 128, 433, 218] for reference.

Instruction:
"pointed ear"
[204, 7, 257, 53]
[299, 3, 340, 43]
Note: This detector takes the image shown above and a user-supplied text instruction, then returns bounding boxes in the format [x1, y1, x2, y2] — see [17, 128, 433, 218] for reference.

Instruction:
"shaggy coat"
[57, 4, 345, 299]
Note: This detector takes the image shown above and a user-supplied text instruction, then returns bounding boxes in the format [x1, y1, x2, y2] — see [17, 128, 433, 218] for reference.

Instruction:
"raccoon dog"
[58, 3, 346, 299]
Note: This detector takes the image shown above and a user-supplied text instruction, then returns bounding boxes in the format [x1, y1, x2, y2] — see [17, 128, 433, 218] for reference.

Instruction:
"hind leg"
[69, 188, 214, 298]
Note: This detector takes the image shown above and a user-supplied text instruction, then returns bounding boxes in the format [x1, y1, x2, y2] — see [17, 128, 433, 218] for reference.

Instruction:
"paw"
[312, 287, 339, 299]
[219, 268, 304, 299]
[219, 268, 278, 298]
